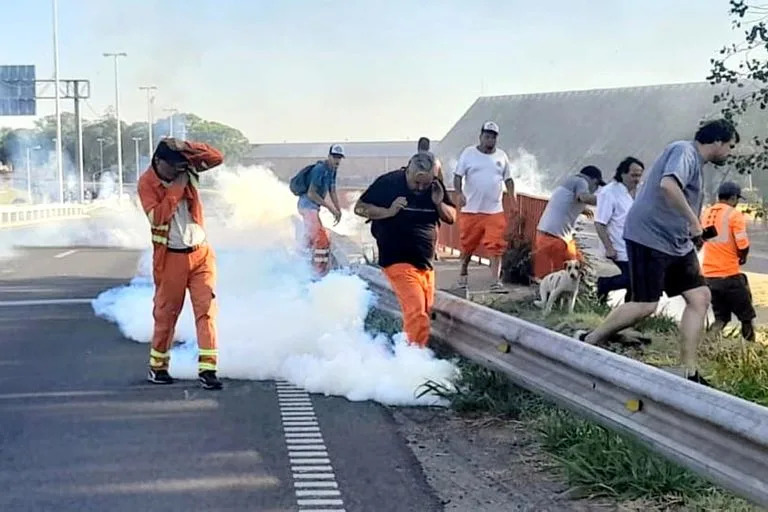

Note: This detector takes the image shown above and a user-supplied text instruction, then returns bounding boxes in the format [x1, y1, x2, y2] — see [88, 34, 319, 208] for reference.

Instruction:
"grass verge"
[418, 358, 760, 511]
[364, 285, 768, 509]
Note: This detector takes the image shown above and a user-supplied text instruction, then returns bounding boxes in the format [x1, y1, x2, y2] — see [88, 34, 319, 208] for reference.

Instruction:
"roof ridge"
[478, 81, 716, 101]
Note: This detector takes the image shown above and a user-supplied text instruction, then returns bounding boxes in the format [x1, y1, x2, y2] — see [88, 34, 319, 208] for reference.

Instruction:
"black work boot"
[199, 370, 223, 390]
[148, 369, 174, 384]
[686, 371, 711, 387]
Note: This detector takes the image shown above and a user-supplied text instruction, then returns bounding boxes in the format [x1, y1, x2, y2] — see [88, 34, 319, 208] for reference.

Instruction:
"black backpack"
[289, 161, 322, 196]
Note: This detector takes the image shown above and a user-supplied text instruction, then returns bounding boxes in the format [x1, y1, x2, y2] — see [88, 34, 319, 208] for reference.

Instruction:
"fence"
[437, 192, 549, 258]
[0, 204, 89, 228]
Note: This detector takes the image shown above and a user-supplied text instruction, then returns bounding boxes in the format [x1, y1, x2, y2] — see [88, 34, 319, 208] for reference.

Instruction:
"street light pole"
[26, 145, 41, 203]
[164, 108, 178, 138]
[139, 85, 157, 157]
[103, 52, 127, 201]
[96, 137, 105, 173]
[132, 136, 142, 182]
[52, 0, 64, 203]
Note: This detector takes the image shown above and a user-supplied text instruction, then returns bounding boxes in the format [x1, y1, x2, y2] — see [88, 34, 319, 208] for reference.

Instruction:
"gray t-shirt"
[537, 175, 590, 240]
[623, 140, 703, 256]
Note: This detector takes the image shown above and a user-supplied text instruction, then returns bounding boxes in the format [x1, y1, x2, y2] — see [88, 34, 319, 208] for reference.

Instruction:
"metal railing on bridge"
[0, 203, 90, 228]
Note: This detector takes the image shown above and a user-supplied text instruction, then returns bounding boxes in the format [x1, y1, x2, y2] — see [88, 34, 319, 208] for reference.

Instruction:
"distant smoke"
[441, 146, 551, 197]
[505, 147, 550, 197]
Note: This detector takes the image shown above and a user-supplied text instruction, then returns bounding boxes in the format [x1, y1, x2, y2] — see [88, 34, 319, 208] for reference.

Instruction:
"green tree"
[708, 0, 768, 176]
[177, 113, 251, 163]
[0, 112, 250, 187]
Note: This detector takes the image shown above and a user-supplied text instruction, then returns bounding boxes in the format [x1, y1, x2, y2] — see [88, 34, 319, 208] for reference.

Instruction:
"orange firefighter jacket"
[137, 142, 223, 274]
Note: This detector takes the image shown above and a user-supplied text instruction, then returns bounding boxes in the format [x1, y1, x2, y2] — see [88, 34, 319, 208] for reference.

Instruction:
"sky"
[0, 0, 740, 144]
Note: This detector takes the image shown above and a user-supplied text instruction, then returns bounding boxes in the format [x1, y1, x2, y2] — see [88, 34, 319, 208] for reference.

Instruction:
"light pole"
[103, 52, 127, 201]
[139, 85, 157, 157]
[96, 137, 105, 173]
[132, 136, 142, 182]
[26, 145, 42, 203]
[52, 0, 64, 203]
[164, 108, 178, 138]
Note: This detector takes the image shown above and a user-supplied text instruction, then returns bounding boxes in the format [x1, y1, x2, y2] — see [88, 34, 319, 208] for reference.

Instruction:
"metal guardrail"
[0, 204, 90, 228]
[330, 235, 768, 507]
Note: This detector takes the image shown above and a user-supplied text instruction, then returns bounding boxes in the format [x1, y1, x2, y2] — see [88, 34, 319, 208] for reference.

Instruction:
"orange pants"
[383, 263, 435, 348]
[460, 212, 508, 257]
[300, 209, 331, 277]
[533, 231, 581, 280]
[149, 245, 218, 373]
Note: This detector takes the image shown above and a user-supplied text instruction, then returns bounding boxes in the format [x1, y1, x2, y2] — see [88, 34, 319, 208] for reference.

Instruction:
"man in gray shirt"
[534, 166, 604, 279]
[579, 119, 740, 386]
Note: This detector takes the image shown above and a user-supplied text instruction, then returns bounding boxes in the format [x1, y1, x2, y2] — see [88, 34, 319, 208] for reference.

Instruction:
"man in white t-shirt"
[453, 121, 516, 291]
[594, 157, 644, 301]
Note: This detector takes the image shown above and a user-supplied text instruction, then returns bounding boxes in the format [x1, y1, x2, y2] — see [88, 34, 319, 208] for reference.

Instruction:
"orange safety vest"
[137, 142, 223, 273]
[700, 203, 749, 278]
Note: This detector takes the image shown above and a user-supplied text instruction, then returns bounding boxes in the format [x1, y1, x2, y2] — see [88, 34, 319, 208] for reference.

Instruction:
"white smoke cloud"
[441, 146, 551, 197]
[79, 164, 458, 406]
[505, 147, 550, 197]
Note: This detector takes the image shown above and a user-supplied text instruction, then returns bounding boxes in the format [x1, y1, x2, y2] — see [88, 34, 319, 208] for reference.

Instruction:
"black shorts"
[706, 274, 756, 323]
[626, 240, 706, 303]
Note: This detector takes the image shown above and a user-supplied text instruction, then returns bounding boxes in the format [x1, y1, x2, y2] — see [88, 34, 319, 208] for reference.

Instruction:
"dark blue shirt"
[298, 161, 337, 211]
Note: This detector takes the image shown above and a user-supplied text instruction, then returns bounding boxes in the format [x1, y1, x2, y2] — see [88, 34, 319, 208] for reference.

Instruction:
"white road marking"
[54, 249, 78, 259]
[293, 473, 337, 479]
[276, 380, 346, 512]
[297, 499, 345, 507]
[0, 298, 93, 307]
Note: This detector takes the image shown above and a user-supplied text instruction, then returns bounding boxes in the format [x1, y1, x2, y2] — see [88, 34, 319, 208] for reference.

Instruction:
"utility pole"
[103, 52, 127, 201]
[139, 85, 157, 157]
[132, 136, 142, 182]
[52, 0, 64, 203]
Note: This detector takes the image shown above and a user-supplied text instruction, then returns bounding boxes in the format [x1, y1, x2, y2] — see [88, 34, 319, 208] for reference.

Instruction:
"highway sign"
[0, 65, 36, 116]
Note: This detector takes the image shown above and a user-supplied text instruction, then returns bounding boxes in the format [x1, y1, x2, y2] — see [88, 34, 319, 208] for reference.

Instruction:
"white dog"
[534, 260, 583, 316]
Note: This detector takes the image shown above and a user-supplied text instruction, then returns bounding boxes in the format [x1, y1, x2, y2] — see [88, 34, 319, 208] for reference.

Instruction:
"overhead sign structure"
[0, 65, 36, 116]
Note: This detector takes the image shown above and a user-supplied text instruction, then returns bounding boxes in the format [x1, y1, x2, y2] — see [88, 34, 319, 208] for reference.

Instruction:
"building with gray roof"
[244, 140, 439, 188]
[436, 81, 763, 199]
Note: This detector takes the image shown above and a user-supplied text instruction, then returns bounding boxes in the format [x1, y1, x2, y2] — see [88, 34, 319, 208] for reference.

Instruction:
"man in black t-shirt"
[354, 152, 456, 348]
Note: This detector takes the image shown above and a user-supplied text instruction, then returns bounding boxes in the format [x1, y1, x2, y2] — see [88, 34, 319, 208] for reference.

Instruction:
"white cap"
[329, 144, 345, 158]
[481, 121, 500, 134]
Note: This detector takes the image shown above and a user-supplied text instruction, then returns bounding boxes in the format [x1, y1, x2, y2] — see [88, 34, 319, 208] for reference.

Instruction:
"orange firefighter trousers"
[300, 209, 331, 276]
[533, 231, 582, 280]
[149, 245, 218, 373]
[383, 263, 435, 348]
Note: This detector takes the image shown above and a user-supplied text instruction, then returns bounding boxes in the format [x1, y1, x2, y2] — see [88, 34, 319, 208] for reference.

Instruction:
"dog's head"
[563, 259, 582, 281]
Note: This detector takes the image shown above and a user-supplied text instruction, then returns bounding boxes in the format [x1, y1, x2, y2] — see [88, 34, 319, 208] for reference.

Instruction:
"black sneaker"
[148, 369, 174, 385]
[199, 370, 223, 390]
[686, 371, 711, 387]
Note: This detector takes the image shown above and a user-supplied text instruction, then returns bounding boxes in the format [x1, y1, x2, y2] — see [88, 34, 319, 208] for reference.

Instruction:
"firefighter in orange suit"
[137, 137, 224, 390]
[354, 151, 456, 347]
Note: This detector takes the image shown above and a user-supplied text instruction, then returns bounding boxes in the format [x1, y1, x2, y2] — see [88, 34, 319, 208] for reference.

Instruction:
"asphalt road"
[0, 245, 442, 512]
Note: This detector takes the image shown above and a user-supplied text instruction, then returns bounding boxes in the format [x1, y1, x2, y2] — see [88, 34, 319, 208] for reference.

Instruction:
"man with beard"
[354, 151, 456, 348]
[453, 121, 516, 292]
[594, 157, 645, 301]
[579, 119, 740, 386]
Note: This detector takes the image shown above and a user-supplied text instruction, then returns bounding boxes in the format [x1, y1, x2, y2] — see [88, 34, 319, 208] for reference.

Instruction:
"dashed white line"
[0, 298, 94, 307]
[53, 249, 78, 259]
[276, 381, 346, 512]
